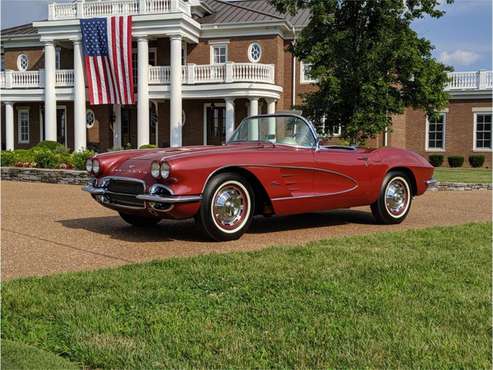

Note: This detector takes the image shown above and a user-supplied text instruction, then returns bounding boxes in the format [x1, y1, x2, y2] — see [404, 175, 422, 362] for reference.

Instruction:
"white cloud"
[439, 50, 481, 66]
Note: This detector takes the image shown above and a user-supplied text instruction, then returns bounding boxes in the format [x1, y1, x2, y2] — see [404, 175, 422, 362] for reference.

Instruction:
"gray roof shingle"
[1, 23, 38, 37]
[200, 0, 310, 27]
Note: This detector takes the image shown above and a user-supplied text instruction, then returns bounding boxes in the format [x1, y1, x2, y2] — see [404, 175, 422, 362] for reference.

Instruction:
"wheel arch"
[204, 166, 274, 216]
[386, 167, 417, 196]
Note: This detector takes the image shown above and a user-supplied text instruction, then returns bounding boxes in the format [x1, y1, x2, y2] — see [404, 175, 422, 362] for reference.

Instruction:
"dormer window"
[17, 54, 29, 71]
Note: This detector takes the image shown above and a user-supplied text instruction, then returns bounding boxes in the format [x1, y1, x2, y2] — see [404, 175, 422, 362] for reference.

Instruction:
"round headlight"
[151, 161, 160, 178]
[160, 162, 170, 179]
[92, 159, 100, 175]
[85, 159, 93, 173]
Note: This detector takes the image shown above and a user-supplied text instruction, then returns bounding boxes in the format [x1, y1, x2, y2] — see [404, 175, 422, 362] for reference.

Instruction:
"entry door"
[122, 108, 131, 148]
[206, 105, 226, 145]
[56, 107, 67, 146]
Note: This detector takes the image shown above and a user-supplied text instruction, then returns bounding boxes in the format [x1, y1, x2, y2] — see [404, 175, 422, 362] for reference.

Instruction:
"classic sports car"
[83, 113, 435, 241]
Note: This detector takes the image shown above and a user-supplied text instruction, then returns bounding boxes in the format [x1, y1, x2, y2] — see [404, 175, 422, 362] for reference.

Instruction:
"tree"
[271, 0, 453, 144]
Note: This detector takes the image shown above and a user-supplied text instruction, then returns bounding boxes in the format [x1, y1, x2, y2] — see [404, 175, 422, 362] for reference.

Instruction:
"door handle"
[357, 156, 368, 161]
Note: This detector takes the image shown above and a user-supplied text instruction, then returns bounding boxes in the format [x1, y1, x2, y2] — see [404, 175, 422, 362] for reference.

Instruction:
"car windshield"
[229, 115, 317, 148]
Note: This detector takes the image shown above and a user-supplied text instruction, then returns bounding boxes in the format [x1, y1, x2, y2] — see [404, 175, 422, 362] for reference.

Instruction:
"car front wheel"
[119, 212, 161, 227]
[198, 173, 254, 241]
[371, 171, 413, 224]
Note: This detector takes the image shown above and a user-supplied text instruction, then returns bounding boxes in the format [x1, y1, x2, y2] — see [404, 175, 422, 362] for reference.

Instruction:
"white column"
[44, 40, 57, 142]
[73, 40, 86, 151]
[225, 98, 235, 142]
[4, 102, 14, 151]
[137, 36, 149, 148]
[113, 104, 122, 149]
[266, 98, 277, 137]
[248, 98, 259, 140]
[170, 35, 183, 147]
[249, 97, 259, 116]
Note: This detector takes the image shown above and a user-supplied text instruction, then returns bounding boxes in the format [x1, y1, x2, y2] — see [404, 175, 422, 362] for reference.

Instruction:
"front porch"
[0, 61, 281, 151]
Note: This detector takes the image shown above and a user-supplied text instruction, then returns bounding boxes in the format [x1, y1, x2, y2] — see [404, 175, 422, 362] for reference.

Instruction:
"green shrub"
[428, 154, 444, 167]
[34, 140, 65, 152]
[468, 155, 485, 168]
[448, 156, 464, 168]
[1, 151, 16, 167]
[71, 150, 95, 170]
[34, 149, 60, 169]
[139, 144, 157, 149]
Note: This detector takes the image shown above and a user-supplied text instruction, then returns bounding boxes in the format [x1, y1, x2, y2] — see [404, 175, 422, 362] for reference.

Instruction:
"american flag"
[80, 16, 135, 105]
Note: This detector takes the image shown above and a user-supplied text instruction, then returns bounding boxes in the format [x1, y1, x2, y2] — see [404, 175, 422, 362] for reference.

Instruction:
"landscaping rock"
[1, 167, 90, 185]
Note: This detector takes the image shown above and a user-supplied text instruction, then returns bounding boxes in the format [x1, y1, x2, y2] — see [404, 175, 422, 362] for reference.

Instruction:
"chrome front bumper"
[83, 179, 201, 212]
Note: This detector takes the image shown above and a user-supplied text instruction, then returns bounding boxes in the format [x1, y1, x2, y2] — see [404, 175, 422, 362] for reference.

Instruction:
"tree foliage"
[272, 0, 453, 144]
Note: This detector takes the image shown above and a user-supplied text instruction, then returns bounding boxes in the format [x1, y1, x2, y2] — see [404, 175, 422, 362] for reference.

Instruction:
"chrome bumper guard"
[83, 180, 201, 211]
[425, 178, 438, 187]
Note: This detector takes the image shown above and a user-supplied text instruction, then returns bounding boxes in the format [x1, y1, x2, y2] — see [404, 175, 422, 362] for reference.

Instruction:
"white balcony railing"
[445, 70, 493, 91]
[48, 0, 191, 20]
[55, 70, 75, 87]
[0, 63, 276, 89]
[149, 63, 276, 85]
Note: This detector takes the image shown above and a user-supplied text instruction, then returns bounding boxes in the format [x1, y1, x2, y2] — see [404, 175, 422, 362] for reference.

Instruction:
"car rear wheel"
[198, 173, 254, 241]
[119, 212, 161, 227]
[371, 171, 412, 224]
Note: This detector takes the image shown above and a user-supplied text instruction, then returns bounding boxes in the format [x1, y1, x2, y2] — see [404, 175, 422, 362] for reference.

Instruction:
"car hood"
[125, 143, 272, 162]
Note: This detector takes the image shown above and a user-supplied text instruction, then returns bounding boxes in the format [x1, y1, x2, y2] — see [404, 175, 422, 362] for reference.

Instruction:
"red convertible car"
[83, 113, 435, 241]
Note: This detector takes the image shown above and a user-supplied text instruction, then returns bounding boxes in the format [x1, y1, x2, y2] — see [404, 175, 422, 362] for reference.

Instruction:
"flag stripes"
[80, 16, 135, 105]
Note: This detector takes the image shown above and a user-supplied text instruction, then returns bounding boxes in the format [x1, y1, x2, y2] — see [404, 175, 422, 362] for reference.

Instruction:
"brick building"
[0, 0, 491, 167]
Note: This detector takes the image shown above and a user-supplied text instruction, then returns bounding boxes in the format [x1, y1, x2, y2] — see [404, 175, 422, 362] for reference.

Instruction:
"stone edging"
[428, 182, 492, 191]
[0, 167, 491, 191]
[1, 166, 90, 185]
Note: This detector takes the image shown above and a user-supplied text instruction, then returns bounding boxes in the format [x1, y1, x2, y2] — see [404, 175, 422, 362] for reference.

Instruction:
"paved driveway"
[2, 181, 491, 280]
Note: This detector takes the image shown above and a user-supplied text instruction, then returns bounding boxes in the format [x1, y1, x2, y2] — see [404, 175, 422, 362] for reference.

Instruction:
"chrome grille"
[106, 179, 145, 208]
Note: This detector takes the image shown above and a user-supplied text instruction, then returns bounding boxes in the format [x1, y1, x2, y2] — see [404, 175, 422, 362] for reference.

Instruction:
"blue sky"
[1, 0, 491, 71]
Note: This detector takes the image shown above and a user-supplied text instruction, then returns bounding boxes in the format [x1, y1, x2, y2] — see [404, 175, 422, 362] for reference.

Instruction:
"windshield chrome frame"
[227, 113, 320, 149]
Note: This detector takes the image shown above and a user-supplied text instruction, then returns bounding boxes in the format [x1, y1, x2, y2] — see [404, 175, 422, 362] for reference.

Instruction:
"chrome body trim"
[200, 163, 359, 194]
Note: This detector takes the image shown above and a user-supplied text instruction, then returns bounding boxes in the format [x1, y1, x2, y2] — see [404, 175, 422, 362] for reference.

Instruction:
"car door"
[313, 147, 371, 208]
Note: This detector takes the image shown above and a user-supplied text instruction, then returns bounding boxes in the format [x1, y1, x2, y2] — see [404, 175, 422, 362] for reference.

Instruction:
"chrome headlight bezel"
[160, 162, 170, 179]
[85, 159, 93, 173]
[92, 159, 101, 175]
[151, 161, 160, 178]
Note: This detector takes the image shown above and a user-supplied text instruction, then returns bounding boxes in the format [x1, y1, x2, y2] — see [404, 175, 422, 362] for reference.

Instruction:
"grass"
[2, 223, 491, 369]
[434, 167, 491, 183]
[1, 340, 79, 370]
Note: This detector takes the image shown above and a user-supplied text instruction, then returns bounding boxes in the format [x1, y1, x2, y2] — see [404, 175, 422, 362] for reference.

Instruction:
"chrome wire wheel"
[211, 180, 251, 233]
[384, 176, 410, 218]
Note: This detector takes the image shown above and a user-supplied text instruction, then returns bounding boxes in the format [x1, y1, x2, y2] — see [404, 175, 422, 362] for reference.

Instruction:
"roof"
[1, 23, 38, 37]
[199, 0, 310, 27]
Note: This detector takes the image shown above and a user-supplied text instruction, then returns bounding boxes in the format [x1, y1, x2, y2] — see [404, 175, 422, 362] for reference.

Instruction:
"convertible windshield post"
[228, 113, 318, 148]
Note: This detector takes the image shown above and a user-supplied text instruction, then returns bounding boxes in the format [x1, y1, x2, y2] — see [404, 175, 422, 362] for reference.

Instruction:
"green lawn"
[2, 223, 491, 369]
[434, 167, 492, 183]
[1, 340, 79, 370]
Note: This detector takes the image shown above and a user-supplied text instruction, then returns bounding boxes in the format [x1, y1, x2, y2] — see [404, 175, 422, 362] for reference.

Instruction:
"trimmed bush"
[72, 150, 95, 170]
[34, 140, 65, 151]
[33, 150, 60, 169]
[139, 144, 156, 149]
[447, 156, 464, 168]
[468, 155, 485, 168]
[428, 154, 444, 167]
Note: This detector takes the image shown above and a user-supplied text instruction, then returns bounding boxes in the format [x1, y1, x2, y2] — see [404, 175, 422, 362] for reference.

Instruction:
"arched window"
[248, 42, 262, 63]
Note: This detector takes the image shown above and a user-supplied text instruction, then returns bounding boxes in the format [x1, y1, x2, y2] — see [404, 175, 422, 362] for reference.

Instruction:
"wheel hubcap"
[385, 178, 409, 216]
[212, 184, 248, 231]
